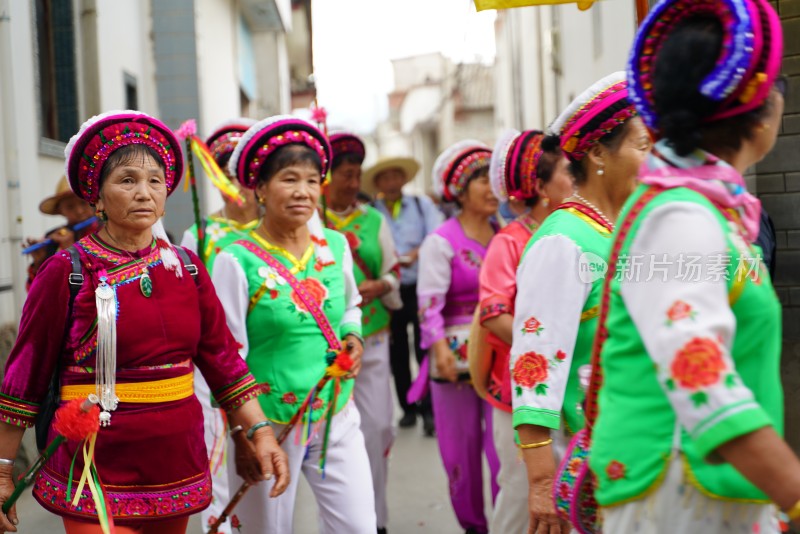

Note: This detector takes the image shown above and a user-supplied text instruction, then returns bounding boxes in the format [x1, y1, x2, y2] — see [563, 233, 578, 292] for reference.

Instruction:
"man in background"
[24, 175, 100, 289]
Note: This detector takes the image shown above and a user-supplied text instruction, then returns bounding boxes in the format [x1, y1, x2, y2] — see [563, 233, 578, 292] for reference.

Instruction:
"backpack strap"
[66, 246, 84, 305]
[173, 246, 199, 281]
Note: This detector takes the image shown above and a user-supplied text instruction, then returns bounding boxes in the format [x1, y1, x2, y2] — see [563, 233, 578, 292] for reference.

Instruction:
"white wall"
[194, 0, 242, 214]
[557, 1, 636, 106]
[95, 0, 158, 115]
[0, 1, 165, 319]
[494, 2, 637, 134]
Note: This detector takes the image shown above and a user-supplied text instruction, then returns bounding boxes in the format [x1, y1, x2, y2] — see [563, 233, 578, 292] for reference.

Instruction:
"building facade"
[0, 0, 296, 327]
[375, 53, 496, 194]
[493, 1, 638, 132]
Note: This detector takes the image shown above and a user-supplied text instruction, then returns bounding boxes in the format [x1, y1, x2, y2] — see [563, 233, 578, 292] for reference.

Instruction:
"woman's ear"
[587, 144, 606, 170]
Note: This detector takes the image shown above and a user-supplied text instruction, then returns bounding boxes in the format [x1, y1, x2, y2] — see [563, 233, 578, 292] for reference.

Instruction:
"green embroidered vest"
[187, 215, 258, 274]
[225, 229, 360, 424]
[326, 205, 391, 337]
[514, 206, 612, 433]
[591, 185, 782, 506]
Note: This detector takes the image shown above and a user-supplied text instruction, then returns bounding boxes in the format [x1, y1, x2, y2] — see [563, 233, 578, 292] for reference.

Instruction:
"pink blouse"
[478, 219, 534, 412]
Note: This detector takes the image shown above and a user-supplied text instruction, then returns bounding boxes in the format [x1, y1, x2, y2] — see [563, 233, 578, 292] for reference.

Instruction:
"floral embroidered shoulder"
[509, 202, 613, 434]
[591, 148, 782, 506]
[211, 228, 362, 424]
[0, 233, 261, 524]
[181, 214, 259, 275]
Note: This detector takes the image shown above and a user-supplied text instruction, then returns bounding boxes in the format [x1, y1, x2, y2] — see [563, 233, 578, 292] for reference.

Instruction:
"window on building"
[124, 73, 138, 110]
[36, 0, 79, 143]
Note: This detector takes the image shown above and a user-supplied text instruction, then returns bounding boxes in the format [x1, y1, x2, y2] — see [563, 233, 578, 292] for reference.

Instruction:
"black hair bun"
[541, 134, 562, 152]
[659, 109, 703, 156]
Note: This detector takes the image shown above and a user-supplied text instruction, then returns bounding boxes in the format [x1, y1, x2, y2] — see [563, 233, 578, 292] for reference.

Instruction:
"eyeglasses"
[774, 75, 788, 97]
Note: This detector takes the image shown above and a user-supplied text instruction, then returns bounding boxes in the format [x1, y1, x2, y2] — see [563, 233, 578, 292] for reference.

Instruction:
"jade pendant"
[140, 272, 153, 297]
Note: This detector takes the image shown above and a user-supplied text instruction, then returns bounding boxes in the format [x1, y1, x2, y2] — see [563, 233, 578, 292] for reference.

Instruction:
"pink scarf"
[639, 141, 762, 242]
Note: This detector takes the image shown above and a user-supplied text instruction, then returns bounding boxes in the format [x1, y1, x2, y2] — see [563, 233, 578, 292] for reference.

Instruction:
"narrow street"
[14, 416, 495, 533]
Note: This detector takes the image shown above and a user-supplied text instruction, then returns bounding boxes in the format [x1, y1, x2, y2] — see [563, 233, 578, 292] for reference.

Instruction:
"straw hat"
[39, 175, 75, 215]
[361, 156, 420, 197]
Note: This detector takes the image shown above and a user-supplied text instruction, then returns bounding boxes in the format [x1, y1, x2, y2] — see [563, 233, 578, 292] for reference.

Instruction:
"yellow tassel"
[71, 433, 97, 507]
[70, 434, 111, 534]
[191, 137, 245, 205]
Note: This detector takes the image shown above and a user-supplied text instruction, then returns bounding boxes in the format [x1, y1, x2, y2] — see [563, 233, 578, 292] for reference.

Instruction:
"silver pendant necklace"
[104, 228, 153, 297]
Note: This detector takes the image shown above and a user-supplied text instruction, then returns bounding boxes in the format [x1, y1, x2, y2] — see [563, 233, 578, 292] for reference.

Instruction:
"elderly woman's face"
[328, 161, 362, 207]
[256, 162, 321, 228]
[96, 152, 167, 232]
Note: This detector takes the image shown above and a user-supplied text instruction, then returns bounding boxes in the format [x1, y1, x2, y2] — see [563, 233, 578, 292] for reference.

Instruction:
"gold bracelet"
[518, 438, 553, 450]
[785, 499, 800, 522]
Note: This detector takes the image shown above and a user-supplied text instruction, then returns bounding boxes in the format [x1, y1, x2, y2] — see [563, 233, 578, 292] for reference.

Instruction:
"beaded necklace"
[571, 193, 616, 231]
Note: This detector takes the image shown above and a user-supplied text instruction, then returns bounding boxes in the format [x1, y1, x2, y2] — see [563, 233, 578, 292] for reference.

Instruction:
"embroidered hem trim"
[33, 468, 211, 522]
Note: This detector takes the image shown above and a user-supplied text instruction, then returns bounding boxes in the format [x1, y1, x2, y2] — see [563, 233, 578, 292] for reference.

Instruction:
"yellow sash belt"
[60, 373, 194, 403]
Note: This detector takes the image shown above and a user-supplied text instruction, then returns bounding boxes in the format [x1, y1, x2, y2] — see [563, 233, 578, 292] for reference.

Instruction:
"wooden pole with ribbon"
[175, 119, 246, 265]
[635, 0, 650, 24]
[3, 398, 109, 532]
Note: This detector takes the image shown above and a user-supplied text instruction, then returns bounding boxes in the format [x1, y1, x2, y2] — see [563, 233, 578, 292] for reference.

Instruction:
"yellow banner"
[474, 0, 595, 11]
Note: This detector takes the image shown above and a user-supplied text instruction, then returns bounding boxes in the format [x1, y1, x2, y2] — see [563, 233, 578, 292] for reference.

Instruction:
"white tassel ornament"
[94, 276, 118, 425]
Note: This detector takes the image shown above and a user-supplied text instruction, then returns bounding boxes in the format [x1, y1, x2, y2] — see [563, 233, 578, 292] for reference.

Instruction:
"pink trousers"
[430, 381, 500, 534]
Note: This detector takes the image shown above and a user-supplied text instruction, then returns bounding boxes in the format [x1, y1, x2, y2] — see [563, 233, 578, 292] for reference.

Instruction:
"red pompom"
[334, 350, 354, 372]
[53, 398, 100, 441]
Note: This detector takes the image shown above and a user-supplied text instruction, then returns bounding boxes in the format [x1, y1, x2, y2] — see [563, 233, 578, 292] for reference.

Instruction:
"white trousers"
[196, 369, 232, 534]
[226, 400, 376, 534]
[353, 331, 396, 529]
[489, 407, 529, 534]
[602, 456, 779, 534]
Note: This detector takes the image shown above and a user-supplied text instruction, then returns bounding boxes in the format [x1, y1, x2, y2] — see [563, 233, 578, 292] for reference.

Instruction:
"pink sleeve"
[183, 249, 262, 412]
[479, 233, 521, 324]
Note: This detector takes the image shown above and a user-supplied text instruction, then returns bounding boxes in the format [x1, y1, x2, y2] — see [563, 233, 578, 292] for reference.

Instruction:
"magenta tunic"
[418, 218, 496, 349]
[0, 234, 261, 524]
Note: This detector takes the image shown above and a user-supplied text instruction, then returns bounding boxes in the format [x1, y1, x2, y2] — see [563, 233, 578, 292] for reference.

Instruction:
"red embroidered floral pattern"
[521, 316, 544, 336]
[666, 300, 696, 326]
[555, 350, 567, 361]
[513, 352, 549, 389]
[281, 392, 298, 405]
[312, 398, 325, 410]
[290, 278, 329, 313]
[34, 470, 211, 520]
[231, 514, 242, 530]
[606, 460, 626, 481]
[670, 337, 726, 390]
